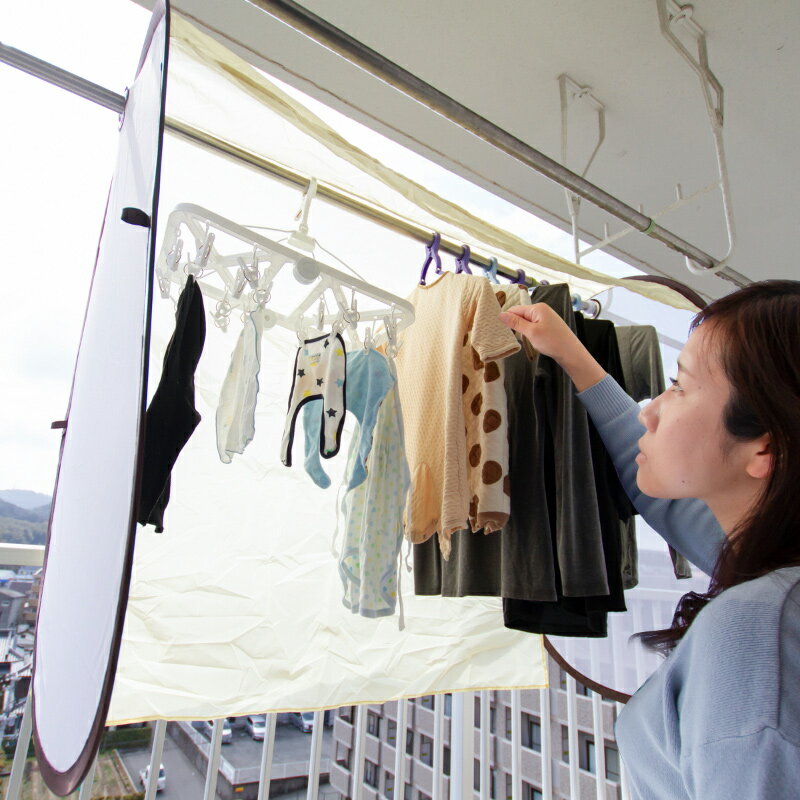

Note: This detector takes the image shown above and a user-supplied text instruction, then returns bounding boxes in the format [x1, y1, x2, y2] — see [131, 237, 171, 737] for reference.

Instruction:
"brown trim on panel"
[622, 275, 707, 310]
[543, 637, 632, 705]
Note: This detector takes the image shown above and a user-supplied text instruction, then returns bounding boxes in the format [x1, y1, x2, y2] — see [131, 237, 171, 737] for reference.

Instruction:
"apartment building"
[329, 653, 622, 800]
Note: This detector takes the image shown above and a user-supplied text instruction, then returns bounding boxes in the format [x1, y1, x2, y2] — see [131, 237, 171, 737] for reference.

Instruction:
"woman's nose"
[638, 397, 659, 431]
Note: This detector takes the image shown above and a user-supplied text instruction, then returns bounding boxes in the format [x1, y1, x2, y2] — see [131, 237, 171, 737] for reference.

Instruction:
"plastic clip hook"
[187, 231, 215, 276]
[419, 232, 442, 285]
[484, 256, 500, 284]
[455, 244, 472, 275]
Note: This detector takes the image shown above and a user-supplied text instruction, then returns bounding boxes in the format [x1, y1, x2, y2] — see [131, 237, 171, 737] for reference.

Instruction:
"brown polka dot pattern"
[484, 361, 500, 382]
[483, 409, 502, 433]
[503, 475, 511, 496]
[472, 347, 484, 371]
[495, 291, 507, 306]
[469, 444, 482, 467]
[469, 494, 479, 520]
[463, 333, 469, 347]
[462, 374, 470, 394]
[471, 393, 483, 415]
[482, 461, 502, 484]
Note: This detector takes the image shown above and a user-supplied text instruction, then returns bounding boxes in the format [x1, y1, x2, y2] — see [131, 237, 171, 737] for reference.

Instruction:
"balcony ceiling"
[135, 0, 800, 300]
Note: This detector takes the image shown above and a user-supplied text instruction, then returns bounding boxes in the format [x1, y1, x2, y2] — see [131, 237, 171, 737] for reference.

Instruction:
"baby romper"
[281, 331, 347, 467]
[339, 376, 410, 617]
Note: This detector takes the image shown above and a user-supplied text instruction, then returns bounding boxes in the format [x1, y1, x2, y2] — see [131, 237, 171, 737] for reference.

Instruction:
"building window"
[474, 695, 481, 725]
[406, 729, 414, 755]
[490, 768, 498, 799]
[418, 793, 431, 800]
[582, 733, 596, 773]
[504, 706, 512, 739]
[473, 759, 481, 792]
[419, 734, 433, 766]
[443, 745, 451, 776]
[605, 743, 621, 782]
[559, 667, 567, 690]
[576, 680, 591, 697]
[403, 784, 413, 800]
[490, 706, 496, 733]
[561, 726, 570, 763]
[443, 693, 452, 716]
[387, 718, 397, 746]
[505, 773, 513, 800]
[384, 770, 395, 799]
[523, 785, 543, 800]
[364, 760, 379, 789]
[521, 713, 541, 752]
[335, 743, 351, 769]
[420, 695, 435, 710]
[339, 706, 353, 722]
[367, 710, 381, 738]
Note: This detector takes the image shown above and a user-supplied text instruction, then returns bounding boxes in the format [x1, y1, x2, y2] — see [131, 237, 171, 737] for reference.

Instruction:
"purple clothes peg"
[419, 232, 443, 285]
[514, 268, 527, 285]
[455, 244, 472, 275]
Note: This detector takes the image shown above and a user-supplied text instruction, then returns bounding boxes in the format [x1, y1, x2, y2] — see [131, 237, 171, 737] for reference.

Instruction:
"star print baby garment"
[339, 376, 410, 617]
[302, 347, 395, 489]
[281, 332, 346, 467]
[216, 310, 264, 464]
[394, 272, 520, 559]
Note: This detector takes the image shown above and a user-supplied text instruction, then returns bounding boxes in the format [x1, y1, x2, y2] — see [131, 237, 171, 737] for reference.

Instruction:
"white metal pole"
[479, 691, 490, 800]
[351, 705, 367, 799]
[257, 714, 277, 800]
[202, 719, 225, 800]
[77, 755, 98, 800]
[144, 719, 167, 800]
[432, 695, 444, 800]
[511, 690, 522, 800]
[4, 693, 33, 800]
[540, 686, 553, 800]
[393, 700, 408, 795]
[565, 675, 580, 800]
[306, 711, 324, 799]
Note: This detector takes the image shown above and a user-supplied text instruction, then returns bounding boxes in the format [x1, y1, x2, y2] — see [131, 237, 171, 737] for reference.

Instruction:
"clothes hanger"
[454, 244, 473, 275]
[419, 232, 443, 285]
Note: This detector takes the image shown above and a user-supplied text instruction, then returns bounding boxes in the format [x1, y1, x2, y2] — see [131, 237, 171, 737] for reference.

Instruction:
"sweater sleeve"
[576, 374, 725, 575]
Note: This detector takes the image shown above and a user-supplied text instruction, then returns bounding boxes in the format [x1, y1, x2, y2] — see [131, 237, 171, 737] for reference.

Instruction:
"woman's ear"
[746, 434, 773, 480]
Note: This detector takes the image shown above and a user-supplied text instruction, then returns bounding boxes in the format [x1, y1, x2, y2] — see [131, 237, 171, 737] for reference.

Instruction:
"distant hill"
[0, 490, 51, 510]
[0, 491, 51, 546]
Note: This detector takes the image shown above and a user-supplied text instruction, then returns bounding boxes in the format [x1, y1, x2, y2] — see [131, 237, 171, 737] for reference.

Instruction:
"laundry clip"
[187, 231, 215, 276]
[166, 238, 183, 272]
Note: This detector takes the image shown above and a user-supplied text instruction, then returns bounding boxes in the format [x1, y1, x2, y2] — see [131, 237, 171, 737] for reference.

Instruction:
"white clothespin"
[166, 238, 183, 271]
[231, 267, 247, 300]
[187, 231, 215, 277]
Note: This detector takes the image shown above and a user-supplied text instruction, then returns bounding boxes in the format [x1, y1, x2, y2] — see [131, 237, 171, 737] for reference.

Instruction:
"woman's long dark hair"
[638, 280, 800, 654]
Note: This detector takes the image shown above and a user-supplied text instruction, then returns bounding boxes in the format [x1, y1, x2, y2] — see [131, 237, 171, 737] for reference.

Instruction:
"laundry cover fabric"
[109, 307, 545, 722]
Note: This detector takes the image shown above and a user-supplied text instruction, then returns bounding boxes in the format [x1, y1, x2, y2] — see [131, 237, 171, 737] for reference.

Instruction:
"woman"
[500, 280, 800, 800]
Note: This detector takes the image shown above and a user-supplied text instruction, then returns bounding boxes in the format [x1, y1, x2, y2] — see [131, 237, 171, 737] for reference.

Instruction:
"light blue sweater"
[577, 375, 800, 800]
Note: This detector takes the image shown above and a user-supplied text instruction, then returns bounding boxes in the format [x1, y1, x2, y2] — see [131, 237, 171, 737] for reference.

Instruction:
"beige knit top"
[394, 272, 520, 557]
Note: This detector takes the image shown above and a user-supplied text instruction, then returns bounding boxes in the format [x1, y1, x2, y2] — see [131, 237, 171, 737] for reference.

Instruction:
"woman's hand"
[499, 303, 607, 392]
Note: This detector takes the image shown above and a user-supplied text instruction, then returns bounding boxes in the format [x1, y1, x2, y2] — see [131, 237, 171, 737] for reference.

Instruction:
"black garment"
[137, 276, 206, 532]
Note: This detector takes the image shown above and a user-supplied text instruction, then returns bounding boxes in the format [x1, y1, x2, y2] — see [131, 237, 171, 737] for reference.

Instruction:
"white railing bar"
[5, 694, 33, 800]
[393, 700, 408, 793]
[306, 710, 324, 799]
[257, 714, 277, 800]
[144, 719, 167, 800]
[351, 705, 367, 799]
[432, 695, 444, 800]
[610, 622, 634, 800]
[77, 755, 98, 800]
[617, 702, 633, 800]
[631, 603, 647, 687]
[479, 690, 490, 800]
[540, 686, 553, 800]
[565, 675, 580, 800]
[449, 693, 464, 799]
[589, 639, 608, 798]
[511, 690, 521, 800]
[203, 718, 225, 800]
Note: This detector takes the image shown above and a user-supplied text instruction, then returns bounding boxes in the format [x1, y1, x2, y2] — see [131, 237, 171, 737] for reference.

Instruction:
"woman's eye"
[669, 377, 682, 391]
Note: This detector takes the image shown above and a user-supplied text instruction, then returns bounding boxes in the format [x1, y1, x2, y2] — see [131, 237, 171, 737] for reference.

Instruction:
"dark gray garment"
[414, 283, 609, 601]
[615, 325, 692, 582]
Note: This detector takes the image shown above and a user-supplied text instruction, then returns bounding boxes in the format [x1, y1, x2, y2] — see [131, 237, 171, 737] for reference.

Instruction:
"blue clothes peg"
[455, 244, 472, 275]
[419, 232, 443, 285]
[483, 256, 500, 284]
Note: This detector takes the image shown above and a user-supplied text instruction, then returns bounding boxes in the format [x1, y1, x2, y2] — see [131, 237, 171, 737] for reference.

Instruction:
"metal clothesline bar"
[250, 0, 750, 288]
[1, 36, 749, 290]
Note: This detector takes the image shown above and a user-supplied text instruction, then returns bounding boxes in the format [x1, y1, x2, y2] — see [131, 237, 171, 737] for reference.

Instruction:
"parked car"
[201, 718, 233, 744]
[139, 764, 166, 793]
[245, 714, 267, 741]
[290, 711, 315, 733]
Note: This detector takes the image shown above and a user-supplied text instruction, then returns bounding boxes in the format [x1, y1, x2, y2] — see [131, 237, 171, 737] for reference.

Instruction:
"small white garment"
[216, 311, 264, 463]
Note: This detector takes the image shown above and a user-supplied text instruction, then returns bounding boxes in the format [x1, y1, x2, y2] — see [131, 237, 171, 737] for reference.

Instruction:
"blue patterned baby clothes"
[339, 376, 410, 618]
[302, 347, 395, 489]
